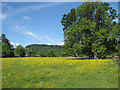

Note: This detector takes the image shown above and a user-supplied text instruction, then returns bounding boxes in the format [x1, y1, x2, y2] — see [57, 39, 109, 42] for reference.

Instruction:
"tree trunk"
[94, 51, 98, 59]
[76, 53, 78, 57]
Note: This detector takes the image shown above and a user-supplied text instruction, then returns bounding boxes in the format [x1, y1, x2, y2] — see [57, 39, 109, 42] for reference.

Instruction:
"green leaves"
[108, 23, 119, 40]
[47, 49, 56, 57]
[0, 34, 14, 57]
[61, 8, 77, 31]
[61, 2, 118, 58]
[2, 43, 14, 57]
[14, 45, 25, 57]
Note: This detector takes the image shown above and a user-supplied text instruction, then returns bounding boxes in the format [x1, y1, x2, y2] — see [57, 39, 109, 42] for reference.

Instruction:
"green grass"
[2, 57, 118, 88]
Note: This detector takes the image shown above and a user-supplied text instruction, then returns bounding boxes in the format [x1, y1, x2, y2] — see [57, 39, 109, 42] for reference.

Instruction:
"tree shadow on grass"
[66, 57, 93, 60]
[66, 57, 113, 60]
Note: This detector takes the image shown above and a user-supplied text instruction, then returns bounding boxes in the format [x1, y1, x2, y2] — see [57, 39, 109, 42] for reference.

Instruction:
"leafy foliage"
[61, 2, 119, 59]
[0, 34, 14, 57]
[14, 45, 25, 57]
[2, 43, 14, 57]
[47, 49, 56, 57]
[38, 51, 46, 57]
[25, 44, 62, 57]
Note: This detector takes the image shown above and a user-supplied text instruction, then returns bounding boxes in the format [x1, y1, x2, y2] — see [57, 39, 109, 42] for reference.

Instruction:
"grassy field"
[2, 57, 118, 88]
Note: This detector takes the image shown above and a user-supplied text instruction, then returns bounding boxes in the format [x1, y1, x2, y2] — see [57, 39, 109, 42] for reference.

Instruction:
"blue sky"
[1, 2, 118, 47]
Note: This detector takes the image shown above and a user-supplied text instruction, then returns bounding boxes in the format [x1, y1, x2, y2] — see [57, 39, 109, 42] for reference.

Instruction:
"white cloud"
[0, 14, 8, 20]
[10, 42, 15, 46]
[2, 14, 8, 20]
[0, 14, 2, 20]
[15, 25, 29, 32]
[10, 42, 19, 47]
[22, 16, 30, 20]
[15, 25, 21, 30]
[57, 42, 64, 46]
[24, 31, 36, 37]
[16, 43, 19, 46]
[48, 43, 51, 45]
[14, 25, 43, 41]
[3, 3, 62, 20]
[44, 35, 55, 43]
[14, 25, 57, 44]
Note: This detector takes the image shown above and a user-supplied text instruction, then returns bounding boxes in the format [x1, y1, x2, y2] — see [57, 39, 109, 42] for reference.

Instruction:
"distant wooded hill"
[25, 44, 63, 57]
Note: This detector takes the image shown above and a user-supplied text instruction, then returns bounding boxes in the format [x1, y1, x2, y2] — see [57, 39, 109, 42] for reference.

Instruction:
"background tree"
[118, 40, 120, 59]
[39, 51, 46, 57]
[2, 43, 14, 57]
[61, 2, 118, 59]
[47, 49, 56, 57]
[117, 23, 120, 58]
[25, 48, 32, 57]
[0, 34, 14, 57]
[14, 45, 25, 57]
[30, 50, 37, 57]
[0, 44, 1, 57]
[25, 44, 62, 57]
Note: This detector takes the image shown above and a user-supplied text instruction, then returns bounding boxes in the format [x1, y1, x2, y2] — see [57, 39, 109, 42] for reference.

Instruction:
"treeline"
[25, 44, 62, 57]
[0, 34, 63, 57]
[0, 33, 119, 58]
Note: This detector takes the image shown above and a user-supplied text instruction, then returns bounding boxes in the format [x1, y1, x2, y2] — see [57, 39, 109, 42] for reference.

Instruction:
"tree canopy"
[14, 45, 25, 57]
[61, 2, 119, 59]
[0, 34, 14, 57]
